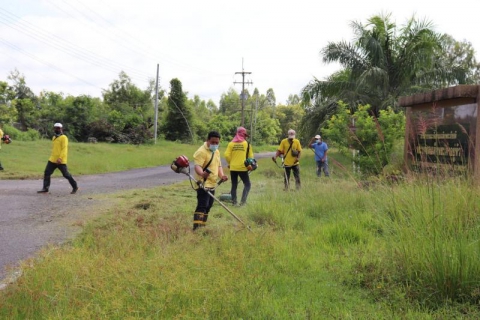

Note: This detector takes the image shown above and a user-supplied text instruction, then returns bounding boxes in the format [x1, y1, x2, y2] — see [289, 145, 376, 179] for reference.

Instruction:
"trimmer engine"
[171, 155, 190, 174]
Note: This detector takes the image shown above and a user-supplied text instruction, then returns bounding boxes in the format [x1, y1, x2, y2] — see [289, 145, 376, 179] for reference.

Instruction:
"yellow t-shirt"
[224, 140, 254, 171]
[193, 142, 222, 188]
[48, 134, 69, 164]
[0, 128, 3, 149]
[278, 138, 302, 166]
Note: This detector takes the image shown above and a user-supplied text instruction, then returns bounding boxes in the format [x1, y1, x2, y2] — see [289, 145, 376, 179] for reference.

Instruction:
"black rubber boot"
[193, 212, 205, 230]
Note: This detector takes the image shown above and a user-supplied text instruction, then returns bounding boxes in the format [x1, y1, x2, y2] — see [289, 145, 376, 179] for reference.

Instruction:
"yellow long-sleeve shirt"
[48, 134, 69, 164]
[224, 141, 254, 171]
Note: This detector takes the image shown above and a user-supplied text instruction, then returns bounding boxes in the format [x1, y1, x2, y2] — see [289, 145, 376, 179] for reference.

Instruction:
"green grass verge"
[0, 140, 277, 179]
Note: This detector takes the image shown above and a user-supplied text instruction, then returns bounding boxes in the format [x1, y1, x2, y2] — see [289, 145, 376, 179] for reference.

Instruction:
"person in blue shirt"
[309, 134, 329, 177]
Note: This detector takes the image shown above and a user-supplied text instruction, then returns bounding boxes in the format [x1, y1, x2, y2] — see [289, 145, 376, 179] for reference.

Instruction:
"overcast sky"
[1, 0, 479, 105]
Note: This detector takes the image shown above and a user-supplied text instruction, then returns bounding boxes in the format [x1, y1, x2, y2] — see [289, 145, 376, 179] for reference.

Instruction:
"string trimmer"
[171, 155, 252, 232]
[271, 154, 289, 190]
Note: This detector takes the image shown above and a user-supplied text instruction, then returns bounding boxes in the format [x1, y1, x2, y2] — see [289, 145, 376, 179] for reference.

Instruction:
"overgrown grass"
[1, 150, 480, 318]
[0, 140, 276, 179]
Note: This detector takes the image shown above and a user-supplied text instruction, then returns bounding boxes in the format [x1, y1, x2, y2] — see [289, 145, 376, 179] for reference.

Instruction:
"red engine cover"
[175, 155, 189, 168]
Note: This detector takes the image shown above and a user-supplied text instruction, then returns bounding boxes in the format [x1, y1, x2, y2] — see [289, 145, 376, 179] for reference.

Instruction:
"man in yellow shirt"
[224, 127, 253, 206]
[273, 129, 302, 190]
[192, 131, 228, 230]
[37, 123, 78, 194]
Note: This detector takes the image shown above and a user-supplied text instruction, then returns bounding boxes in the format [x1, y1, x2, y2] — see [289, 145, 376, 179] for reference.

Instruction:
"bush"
[2, 124, 40, 141]
[324, 102, 405, 176]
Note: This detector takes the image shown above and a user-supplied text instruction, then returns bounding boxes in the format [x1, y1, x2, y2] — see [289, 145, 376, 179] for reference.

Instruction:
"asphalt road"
[0, 152, 274, 283]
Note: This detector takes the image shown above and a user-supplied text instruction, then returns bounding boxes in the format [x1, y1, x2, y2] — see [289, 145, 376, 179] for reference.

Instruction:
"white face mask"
[209, 144, 219, 152]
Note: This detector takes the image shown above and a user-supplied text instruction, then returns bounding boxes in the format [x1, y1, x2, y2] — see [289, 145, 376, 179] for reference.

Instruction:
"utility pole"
[154, 64, 159, 144]
[234, 58, 252, 127]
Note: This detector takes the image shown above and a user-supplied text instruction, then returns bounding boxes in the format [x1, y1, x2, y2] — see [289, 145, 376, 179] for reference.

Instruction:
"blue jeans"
[316, 160, 329, 177]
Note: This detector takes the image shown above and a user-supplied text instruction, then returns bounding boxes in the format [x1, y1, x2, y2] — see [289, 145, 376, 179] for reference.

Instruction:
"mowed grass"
[1, 146, 480, 318]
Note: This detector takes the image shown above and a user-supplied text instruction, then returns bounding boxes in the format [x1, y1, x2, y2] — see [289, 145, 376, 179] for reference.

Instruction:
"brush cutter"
[171, 155, 252, 232]
[272, 155, 289, 190]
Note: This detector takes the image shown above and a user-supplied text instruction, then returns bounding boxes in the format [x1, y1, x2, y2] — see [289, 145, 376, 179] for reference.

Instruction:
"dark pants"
[193, 188, 215, 230]
[316, 160, 330, 177]
[230, 171, 251, 205]
[42, 161, 78, 190]
[284, 165, 301, 190]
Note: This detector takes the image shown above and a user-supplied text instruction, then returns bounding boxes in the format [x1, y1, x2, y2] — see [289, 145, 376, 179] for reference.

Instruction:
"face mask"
[209, 144, 219, 152]
[315, 139, 320, 143]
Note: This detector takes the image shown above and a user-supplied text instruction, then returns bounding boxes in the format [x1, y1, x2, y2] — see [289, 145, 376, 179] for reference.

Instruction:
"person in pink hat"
[224, 127, 254, 206]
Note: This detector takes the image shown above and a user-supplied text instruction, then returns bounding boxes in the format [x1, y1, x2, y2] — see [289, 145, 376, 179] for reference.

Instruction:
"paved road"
[0, 152, 274, 282]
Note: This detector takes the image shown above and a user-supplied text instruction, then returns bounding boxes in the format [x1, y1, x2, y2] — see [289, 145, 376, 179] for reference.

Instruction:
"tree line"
[0, 68, 305, 145]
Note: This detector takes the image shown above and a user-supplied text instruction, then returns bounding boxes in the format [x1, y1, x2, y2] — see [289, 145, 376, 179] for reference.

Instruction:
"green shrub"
[2, 124, 40, 141]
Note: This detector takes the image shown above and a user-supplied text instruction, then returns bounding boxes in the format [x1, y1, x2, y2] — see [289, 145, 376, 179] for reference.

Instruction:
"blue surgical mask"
[209, 144, 219, 152]
[315, 139, 320, 143]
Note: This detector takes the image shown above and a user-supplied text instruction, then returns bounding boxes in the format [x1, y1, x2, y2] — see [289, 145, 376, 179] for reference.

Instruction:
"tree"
[37, 91, 67, 137]
[163, 78, 194, 142]
[8, 69, 37, 130]
[266, 88, 276, 107]
[302, 13, 448, 116]
[63, 95, 98, 141]
[189, 95, 215, 140]
[102, 72, 154, 143]
[275, 104, 305, 142]
[437, 35, 480, 85]
[286, 94, 300, 106]
[0, 81, 17, 125]
[219, 88, 241, 115]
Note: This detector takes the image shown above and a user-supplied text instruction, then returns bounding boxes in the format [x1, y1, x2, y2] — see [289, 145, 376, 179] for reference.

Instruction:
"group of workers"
[190, 127, 329, 231]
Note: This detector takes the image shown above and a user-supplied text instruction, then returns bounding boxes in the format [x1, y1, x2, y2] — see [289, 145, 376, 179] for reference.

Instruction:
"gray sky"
[1, 0, 479, 105]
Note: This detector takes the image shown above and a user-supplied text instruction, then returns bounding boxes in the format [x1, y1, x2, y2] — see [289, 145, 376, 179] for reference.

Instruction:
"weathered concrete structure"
[399, 85, 480, 177]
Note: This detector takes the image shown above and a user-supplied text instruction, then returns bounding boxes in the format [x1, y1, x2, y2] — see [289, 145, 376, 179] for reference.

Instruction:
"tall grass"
[369, 180, 480, 305]
[1, 150, 480, 318]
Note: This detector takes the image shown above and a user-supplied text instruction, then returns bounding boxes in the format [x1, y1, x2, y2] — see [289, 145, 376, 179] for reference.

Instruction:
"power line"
[0, 37, 101, 89]
[0, 8, 152, 81]
[234, 59, 253, 127]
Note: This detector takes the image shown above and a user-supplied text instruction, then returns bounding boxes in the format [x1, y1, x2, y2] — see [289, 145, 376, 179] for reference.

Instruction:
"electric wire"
[0, 1, 238, 103]
[81, 0, 232, 76]
[0, 8, 153, 81]
[0, 37, 101, 89]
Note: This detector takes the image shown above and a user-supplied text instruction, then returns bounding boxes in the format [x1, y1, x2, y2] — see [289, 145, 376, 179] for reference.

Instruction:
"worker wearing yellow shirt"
[273, 129, 302, 190]
[192, 131, 228, 230]
[224, 127, 254, 206]
[37, 123, 78, 194]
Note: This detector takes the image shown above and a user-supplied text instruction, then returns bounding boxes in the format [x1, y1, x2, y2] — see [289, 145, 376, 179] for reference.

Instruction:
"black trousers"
[42, 161, 78, 190]
[195, 188, 215, 215]
[284, 165, 301, 190]
[193, 188, 215, 229]
[230, 171, 251, 204]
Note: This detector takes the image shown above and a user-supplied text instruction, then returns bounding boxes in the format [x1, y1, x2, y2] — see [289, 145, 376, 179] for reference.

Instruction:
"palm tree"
[302, 13, 456, 117]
